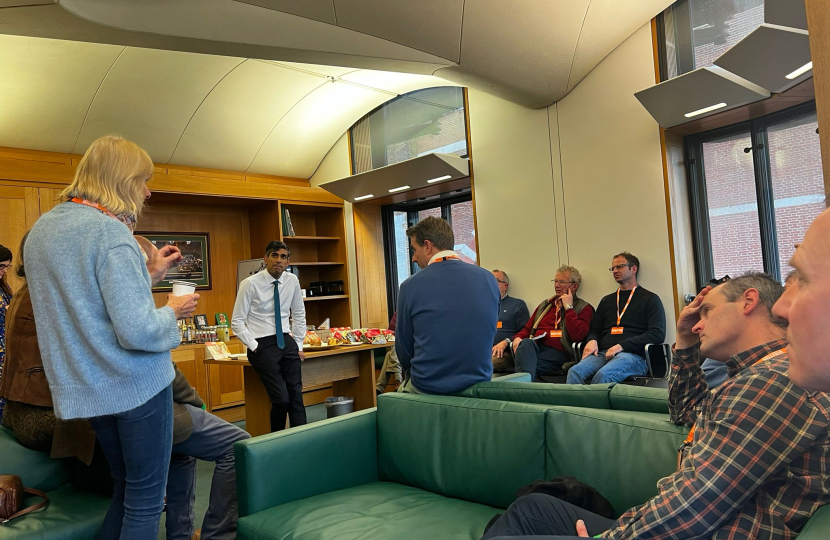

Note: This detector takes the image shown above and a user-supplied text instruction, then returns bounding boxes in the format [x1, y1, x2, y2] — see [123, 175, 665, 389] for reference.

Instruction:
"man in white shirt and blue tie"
[232, 241, 307, 432]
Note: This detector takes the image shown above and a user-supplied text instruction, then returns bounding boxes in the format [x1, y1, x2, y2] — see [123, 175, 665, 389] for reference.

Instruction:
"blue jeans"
[90, 385, 173, 540]
[166, 405, 250, 540]
[566, 351, 647, 384]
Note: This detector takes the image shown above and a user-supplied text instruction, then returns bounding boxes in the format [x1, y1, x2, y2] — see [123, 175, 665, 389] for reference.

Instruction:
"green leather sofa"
[0, 425, 110, 539]
[235, 391, 830, 540]
[235, 392, 691, 540]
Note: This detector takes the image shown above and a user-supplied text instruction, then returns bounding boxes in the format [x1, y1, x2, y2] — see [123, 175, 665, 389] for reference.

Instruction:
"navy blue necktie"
[273, 281, 285, 349]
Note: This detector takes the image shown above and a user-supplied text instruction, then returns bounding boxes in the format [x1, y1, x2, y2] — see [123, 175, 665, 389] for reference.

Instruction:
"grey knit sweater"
[25, 202, 178, 419]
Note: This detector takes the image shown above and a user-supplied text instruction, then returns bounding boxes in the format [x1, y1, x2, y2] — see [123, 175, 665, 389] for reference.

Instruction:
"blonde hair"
[61, 135, 154, 218]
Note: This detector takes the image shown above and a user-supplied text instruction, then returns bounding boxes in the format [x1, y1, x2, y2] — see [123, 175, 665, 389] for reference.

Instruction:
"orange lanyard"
[682, 348, 787, 448]
[69, 197, 118, 219]
[616, 286, 637, 326]
[427, 254, 460, 266]
[554, 303, 562, 328]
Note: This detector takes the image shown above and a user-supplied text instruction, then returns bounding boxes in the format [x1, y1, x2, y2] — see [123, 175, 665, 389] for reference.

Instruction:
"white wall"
[470, 23, 677, 341]
[309, 133, 361, 326]
[466, 91, 564, 305]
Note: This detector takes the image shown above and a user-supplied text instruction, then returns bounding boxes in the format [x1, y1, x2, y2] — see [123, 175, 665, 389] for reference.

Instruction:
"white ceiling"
[0, 0, 673, 178]
[0, 34, 453, 177]
[0, 0, 672, 108]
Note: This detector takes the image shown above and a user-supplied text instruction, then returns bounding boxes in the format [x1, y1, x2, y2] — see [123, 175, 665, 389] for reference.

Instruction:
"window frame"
[381, 192, 474, 316]
[685, 100, 819, 287]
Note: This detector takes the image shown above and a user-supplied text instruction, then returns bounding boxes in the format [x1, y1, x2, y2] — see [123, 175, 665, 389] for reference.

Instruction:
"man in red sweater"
[505, 265, 594, 381]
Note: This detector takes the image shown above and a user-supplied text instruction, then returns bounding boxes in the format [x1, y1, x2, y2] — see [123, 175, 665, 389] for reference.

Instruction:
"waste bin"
[324, 396, 355, 419]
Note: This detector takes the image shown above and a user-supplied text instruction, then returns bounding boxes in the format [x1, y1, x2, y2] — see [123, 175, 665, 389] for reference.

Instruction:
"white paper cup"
[171, 281, 197, 296]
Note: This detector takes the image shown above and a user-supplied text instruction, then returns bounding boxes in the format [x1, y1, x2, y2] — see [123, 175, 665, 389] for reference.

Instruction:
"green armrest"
[234, 408, 379, 517]
[800, 504, 830, 539]
[463, 381, 613, 409]
[609, 384, 670, 414]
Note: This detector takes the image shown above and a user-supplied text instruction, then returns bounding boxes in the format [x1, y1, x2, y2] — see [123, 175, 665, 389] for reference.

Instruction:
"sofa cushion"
[0, 483, 110, 540]
[609, 384, 670, 414]
[377, 393, 547, 510]
[462, 381, 613, 409]
[0, 425, 70, 492]
[237, 482, 498, 540]
[545, 406, 689, 516]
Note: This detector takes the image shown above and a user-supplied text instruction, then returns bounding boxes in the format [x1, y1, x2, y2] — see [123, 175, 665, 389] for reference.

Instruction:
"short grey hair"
[556, 265, 582, 286]
[492, 269, 509, 285]
[719, 272, 786, 329]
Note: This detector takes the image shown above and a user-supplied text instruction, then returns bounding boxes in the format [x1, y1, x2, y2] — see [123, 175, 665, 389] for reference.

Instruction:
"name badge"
[497, 321, 503, 329]
[550, 330, 562, 338]
[611, 326, 624, 335]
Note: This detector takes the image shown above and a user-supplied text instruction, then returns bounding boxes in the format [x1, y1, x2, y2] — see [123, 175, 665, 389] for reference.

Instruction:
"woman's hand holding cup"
[168, 293, 200, 319]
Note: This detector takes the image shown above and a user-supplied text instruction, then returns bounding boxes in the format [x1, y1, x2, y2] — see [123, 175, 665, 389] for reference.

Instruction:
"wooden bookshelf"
[279, 201, 352, 328]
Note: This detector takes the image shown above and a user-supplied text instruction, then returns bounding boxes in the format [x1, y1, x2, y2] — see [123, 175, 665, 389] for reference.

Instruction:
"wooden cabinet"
[171, 340, 246, 412]
[208, 341, 246, 409]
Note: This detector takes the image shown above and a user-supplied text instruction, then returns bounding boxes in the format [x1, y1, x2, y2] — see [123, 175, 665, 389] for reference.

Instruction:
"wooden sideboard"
[171, 339, 247, 412]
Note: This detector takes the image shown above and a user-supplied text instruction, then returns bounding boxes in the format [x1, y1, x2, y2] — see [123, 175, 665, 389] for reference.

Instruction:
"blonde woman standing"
[25, 136, 200, 539]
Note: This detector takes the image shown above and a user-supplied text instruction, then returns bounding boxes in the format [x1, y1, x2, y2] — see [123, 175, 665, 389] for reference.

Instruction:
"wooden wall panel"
[139, 203, 251, 322]
[806, 0, 830, 199]
[353, 204, 388, 328]
[0, 186, 40, 292]
[0, 145, 342, 203]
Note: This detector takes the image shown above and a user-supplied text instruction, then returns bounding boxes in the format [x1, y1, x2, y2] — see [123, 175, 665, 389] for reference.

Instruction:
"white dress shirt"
[231, 269, 306, 352]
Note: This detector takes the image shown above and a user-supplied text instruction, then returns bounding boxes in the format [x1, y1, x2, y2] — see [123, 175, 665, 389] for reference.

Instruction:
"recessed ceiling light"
[427, 175, 453, 184]
[354, 194, 374, 201]
[388, 185, 411, 193]
[785, 61, 812, 80]
[684, 102, 727, 118]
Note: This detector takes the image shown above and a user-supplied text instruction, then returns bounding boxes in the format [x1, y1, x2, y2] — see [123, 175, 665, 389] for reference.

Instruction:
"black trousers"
[481, 493, 615, 540]
[246, 334, 307, 432]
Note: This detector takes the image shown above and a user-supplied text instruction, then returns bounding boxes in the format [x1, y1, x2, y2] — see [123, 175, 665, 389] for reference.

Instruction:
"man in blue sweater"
[395, 217, 499, 394]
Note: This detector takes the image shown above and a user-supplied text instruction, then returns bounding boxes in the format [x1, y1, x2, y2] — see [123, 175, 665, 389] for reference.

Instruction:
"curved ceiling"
[0, 34, 454, 178]
[0, 0, 673, 109]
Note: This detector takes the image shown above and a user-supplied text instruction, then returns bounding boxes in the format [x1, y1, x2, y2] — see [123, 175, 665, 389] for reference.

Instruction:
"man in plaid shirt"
[482, 268, 830, 538]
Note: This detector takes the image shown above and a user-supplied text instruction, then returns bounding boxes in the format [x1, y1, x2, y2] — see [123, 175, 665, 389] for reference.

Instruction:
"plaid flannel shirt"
[602, 340, 830, 539]
[668, 339, 789, 426]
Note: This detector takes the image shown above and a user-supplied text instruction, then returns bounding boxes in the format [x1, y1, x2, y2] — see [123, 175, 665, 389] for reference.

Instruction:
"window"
[658, 0, 764, 80]
[382, 193, 476, 314]
[350, 87, 467, 174]
[686, 102, 824, 285]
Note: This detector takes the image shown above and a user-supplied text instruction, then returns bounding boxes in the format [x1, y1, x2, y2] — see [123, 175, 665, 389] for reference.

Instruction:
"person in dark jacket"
[567, 252, 666, 385]
[490, 270, 530, 373]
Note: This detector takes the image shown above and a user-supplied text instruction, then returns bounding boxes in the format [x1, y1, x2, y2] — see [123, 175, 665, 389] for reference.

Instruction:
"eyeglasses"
[0, 263, 11, 272]
[608, 264, 631, 272]
[551, 280, 574, 285]
[495, 279, 508, 285]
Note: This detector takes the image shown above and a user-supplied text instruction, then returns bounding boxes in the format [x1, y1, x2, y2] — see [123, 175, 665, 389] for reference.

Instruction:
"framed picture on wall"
[135, 232, 211, 292]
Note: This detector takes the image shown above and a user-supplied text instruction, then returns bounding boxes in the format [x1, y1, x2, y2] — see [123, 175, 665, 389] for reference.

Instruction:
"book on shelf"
[281, 207, 296, 237]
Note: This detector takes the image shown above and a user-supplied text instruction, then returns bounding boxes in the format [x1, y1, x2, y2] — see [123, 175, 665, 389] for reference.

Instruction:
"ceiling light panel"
[634, 66, 769, 128]
[713, 24, 811, 94]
